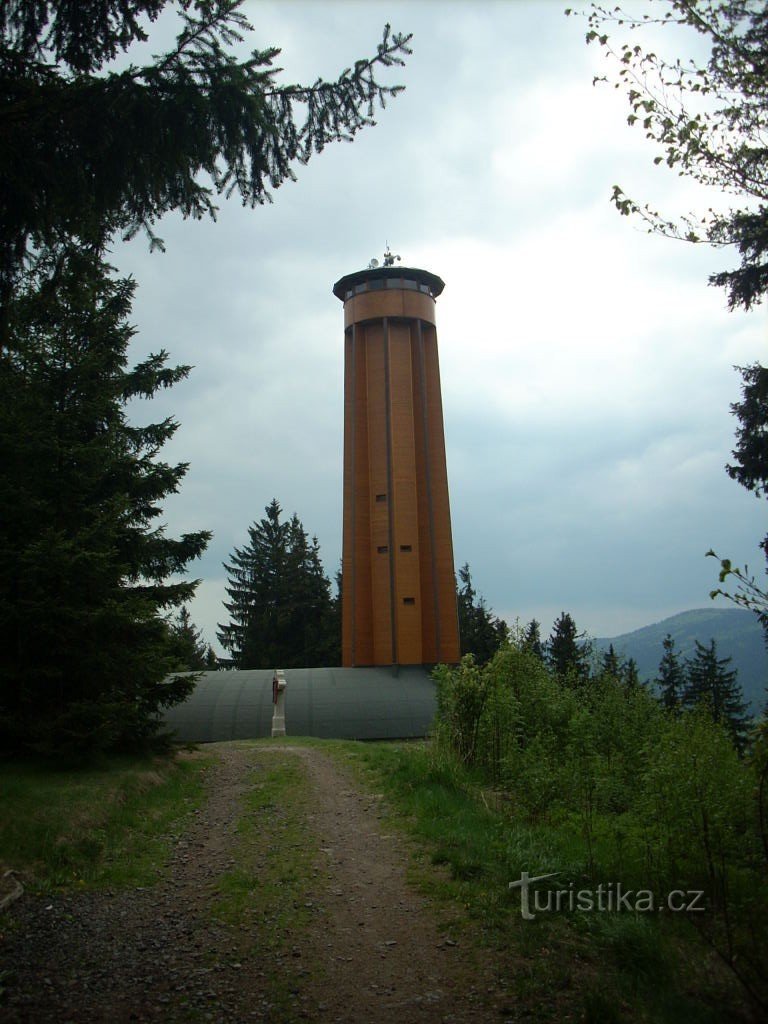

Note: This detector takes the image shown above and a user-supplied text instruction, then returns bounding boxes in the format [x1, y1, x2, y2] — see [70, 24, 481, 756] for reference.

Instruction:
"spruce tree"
[218, 501, 338, 668]
[522, 618, 544, 660]
[546, 612, 591, 685]
[709, 364, 768, 685]
[656, 633, 685, 712]
[0, 1, 412, 322]
[456, 563, 508, 665]
[598, 645, 641, 691]
[0, 246, 210, 753]
[683, 639, 751, 753]
[622, 657, 640, 691]
[600, 643, 622, 680]
[219, 499, 287, 668]
[727, 364, 768, 501]
[283, 517, 340, 667]
[166, 606, 210, 672]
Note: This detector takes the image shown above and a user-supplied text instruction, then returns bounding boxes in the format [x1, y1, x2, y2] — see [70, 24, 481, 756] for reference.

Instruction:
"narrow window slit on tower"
[400, 544, 412, 552]
[403, 597, 416, 605]
[375, 493, 387, 503]
[377, 545, 388, 554]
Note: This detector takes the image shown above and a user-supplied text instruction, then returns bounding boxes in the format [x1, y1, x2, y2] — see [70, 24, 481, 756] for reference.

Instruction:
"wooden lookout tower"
[333, 252, 460, 668]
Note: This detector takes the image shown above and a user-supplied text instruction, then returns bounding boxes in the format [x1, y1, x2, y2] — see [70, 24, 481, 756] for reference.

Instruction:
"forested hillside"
[597, 608, 766, 713]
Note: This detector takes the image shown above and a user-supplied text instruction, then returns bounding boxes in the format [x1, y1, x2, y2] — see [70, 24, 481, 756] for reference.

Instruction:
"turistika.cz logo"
[508, 872, 706, 920]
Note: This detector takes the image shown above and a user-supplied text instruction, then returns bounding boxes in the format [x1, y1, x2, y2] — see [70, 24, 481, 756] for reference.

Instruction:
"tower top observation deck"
[333, 265, 445, 303]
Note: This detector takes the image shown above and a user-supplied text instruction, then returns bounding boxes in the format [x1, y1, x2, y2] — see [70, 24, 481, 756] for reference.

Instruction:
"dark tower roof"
[333, 265, 445, 301]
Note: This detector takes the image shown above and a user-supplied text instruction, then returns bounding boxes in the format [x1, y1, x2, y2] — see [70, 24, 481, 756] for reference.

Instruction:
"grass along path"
[211, 747, 317, 1018]
[1, 744, 268, 1022]
[0, 749, 213, 892]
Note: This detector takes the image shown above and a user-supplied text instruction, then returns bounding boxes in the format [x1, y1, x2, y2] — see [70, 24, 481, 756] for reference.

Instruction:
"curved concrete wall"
[162, 666, 438, 743]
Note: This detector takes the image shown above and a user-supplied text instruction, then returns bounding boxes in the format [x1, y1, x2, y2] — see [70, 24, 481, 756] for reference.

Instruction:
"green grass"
[212, 746, 318, 1021]
[213, 751, 314, 937]
[0, 749, 213, 890]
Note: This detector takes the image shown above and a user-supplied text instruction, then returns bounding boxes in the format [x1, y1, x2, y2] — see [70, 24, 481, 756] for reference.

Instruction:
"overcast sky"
[112, 0, 766, 652]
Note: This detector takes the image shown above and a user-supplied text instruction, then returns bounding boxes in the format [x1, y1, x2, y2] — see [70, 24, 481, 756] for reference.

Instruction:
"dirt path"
[1, 744, 510, 1023]
[270, 746, 503, 1023]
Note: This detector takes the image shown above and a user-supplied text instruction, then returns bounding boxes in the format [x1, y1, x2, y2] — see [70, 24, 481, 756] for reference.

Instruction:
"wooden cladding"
[340, 280, 460, 668]
[343, 289, 436, 329]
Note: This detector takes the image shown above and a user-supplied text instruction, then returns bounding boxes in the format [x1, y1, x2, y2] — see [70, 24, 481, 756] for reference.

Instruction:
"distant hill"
[596, 608, 767, 715]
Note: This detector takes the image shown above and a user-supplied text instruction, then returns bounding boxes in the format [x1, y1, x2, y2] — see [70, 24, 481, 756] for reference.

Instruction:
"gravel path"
[0, 743, 510, 1023]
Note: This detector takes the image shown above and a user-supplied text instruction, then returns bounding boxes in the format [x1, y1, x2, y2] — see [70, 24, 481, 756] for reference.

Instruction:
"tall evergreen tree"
[600, 643, 622, 680]
[598, 644, 641, 691]
[0, 1, 412, 323]
[709, 364, 768, 684]
[0, 247, 210, 753]
[622, 657, 640, 691]
[546, 612, 591, 685]
[166, 606, 210, 672]
[683, 638, 751, 753]
[456, 563, 508, 665]
[656, 633, 685, 712]
[331, 565, 342, 660]
[727, 364, 768, 502]
[283, 516, 340, 668]
[522, 618, 544, 660]
[218, 500, 339, 668]
[219, 499, 288, 668]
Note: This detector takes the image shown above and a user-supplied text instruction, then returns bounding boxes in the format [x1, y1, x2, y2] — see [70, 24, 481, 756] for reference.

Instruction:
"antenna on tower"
[383, 243, 401, 267]
[367, 257, 380, 270]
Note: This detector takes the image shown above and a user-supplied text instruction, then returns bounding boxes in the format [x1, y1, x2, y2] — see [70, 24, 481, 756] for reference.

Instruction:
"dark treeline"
[465, 598, 753, 750]
[656, 633, 750, 751]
